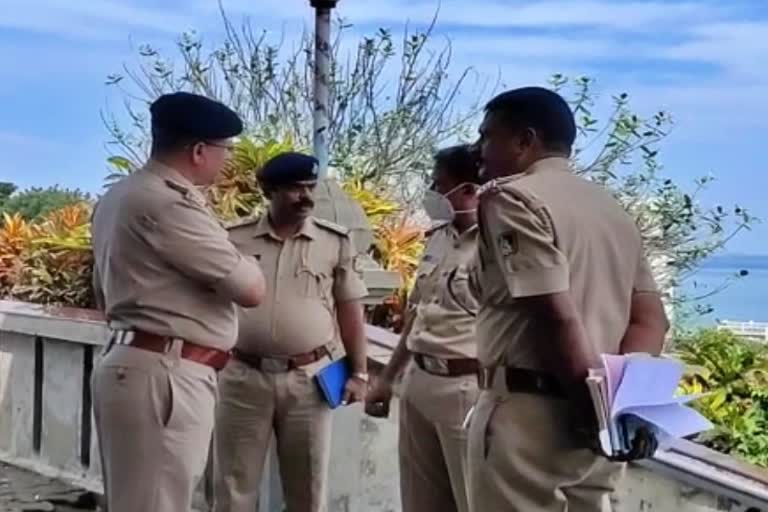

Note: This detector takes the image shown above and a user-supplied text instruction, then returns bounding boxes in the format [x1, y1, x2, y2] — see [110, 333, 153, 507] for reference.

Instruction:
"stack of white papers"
[586, 354, 713, 456]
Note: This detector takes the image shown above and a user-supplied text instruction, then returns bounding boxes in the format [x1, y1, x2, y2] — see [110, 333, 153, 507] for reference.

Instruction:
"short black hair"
[433, 144, 482, 184]
[485, 87, 576, 152]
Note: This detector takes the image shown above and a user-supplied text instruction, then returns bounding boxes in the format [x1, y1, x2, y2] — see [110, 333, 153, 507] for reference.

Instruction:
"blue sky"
[1, 0, 767, 254]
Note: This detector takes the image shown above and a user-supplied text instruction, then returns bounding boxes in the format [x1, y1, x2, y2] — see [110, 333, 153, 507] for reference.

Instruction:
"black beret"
[150, 92, 243, 140]
[259, 152, 320, 186]
[485, 86, 576, 148]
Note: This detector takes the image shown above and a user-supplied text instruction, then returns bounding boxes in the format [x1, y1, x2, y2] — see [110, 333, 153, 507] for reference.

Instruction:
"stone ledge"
[0, 301, 109, 346]
[639, 439, 768, 510]
[0, 300, 400, 365]
[362, 319, 768, 510]
[4, 299, 768, 510]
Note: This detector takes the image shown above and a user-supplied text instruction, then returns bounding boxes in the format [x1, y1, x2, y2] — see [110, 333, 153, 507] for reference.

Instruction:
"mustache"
[293, 199, 314, 209]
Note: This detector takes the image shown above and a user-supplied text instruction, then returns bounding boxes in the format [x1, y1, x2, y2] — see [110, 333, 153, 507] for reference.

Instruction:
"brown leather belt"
[233, 346, 329, 373]
[113, 330, 231, 371]
[413, 353, 479, 377]
[477, 366, 565, 398]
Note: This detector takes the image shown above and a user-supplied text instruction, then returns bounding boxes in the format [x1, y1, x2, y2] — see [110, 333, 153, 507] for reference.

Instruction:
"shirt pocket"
[414, 260, 438, 297]
[296, 262, 333, 300]
[444, 264, 479, 314]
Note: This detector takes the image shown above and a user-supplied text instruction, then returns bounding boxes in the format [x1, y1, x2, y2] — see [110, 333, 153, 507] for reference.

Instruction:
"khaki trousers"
[212, 357, 332, 512]
[399, 363, 479, 512]
[92, 341, 217, 512]
[467, 390, 623, 512]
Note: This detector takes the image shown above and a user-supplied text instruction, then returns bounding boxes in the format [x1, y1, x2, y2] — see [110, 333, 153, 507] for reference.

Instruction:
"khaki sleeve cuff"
[334, 271, 369, 303]
[213, 254, 261, 301]
[506, 264, 570, 298]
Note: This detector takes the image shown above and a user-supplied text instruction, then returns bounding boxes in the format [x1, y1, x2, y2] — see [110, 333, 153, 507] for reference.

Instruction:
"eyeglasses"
[204, 141, 236, 152]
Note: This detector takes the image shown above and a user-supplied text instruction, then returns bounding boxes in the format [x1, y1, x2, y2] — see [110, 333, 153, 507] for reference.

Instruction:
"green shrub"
[674, 328, 768, 467]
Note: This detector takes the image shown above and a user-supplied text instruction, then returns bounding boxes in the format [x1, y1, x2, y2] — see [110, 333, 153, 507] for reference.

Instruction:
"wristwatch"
[352, 372, 369, 383]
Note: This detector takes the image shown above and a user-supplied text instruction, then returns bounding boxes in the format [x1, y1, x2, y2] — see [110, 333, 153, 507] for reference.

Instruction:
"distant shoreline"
[698, 253, 768, 271]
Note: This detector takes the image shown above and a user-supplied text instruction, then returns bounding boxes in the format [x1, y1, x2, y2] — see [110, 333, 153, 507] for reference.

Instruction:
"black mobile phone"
[364, 400, 390, 419]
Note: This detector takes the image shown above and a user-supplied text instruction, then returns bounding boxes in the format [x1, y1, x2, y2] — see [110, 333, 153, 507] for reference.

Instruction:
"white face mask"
[422, 183, 477, 222]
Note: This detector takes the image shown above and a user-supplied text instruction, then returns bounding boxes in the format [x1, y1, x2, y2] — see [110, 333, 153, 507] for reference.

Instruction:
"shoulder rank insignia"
[223, 215, 261, 230]
[477, 179, 500, 197]
[164, 179, 210, 209]
[313, 217, 350, 236]
[164, 179, 189, 196]
[498, 230, 519, 257]
[424, 221, 450, 237]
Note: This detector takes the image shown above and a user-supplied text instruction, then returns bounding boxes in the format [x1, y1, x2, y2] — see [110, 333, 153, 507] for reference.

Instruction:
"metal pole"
[310, 0, 338, 178]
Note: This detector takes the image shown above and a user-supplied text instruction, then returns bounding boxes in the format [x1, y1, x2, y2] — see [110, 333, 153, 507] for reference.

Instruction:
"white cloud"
[1, 0, 766, 253]
[329, 0, 723, 31]
[450, 35, 662, 63]
[662, 21, 768, 81]
[0, 0, 198, 40]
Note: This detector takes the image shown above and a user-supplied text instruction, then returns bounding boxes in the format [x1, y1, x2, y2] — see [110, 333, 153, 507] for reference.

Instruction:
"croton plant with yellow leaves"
[1, 136, 427, 315]
[0, 204, 94, 307]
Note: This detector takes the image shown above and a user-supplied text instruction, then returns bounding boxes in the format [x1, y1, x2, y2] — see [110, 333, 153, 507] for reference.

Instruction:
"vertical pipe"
[33, 336, 43, 454]
[80, 344, 93, 468]
[313, 5, 332, 178]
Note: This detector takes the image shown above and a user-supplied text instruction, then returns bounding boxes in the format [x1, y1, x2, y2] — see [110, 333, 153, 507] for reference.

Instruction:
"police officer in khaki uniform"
[90, 92, 267, 512]
[365, 145, 481, 512]
[212, 152, 369, 512]
[467, 87, 669, 512]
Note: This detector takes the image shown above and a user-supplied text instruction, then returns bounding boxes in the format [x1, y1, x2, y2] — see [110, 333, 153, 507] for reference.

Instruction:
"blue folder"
[315, 357, 350, 409]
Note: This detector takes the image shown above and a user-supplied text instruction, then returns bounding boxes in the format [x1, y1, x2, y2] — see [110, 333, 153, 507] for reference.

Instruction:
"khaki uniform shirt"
[407, 223, 479, 359]
[90, 160, 262, 351]
[227, 215, 368, 356]
[473, 157, 659, 370]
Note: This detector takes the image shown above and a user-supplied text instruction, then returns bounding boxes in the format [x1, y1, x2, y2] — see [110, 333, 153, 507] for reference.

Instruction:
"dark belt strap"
[413, 353, 479, 377]
[114, 330, 231, 371]
[478, 366, 565, 398]
[233, 346, 329, 372]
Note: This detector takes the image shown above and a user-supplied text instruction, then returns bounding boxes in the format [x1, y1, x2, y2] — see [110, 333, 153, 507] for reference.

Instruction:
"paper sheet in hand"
[612, 357, 685, 415]
[586, 370, 613, 455]
[587, 354, 713, 456]
[600, 354, 626, 405]
[620, 403, 713, 438]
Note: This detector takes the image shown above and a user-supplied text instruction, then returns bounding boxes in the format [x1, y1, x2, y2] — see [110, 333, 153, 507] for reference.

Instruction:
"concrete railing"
[718, 320, 768, 343]
[2, 299, 768, 511]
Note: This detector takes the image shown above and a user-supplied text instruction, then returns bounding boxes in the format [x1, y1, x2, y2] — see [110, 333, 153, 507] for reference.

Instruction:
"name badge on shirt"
[498, 231, 519, 257]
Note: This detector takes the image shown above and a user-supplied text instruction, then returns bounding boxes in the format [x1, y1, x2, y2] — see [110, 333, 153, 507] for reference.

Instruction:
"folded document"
[586, 354, 712, 456]
[315, 357, 350, 409]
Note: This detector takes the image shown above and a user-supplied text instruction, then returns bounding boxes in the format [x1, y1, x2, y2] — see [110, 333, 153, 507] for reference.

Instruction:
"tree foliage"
[551, 75, 755, 320]
[0, 182, 16, 201]
[0, 205, 94, 307]
[0, 184, 93, 221]
[675, 328, 768, 467]
[103, 8, 487, 202]
[100, 11, 753, 323]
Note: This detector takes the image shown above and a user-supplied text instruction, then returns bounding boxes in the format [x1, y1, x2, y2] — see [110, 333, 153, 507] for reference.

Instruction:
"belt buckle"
[422, 355, 450, 376]
[111, 330, 131, 346]
[478, 367, 495, 389]
[261, 357, 290, 373]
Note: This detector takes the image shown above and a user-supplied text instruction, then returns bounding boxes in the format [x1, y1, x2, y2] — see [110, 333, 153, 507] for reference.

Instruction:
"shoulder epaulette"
[164, 179, 189, 196]
[223, 215, 261, 230]
[164, 179, 211, 211]
[424, 221, 450, 237]
[312, 217, 350, 236]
